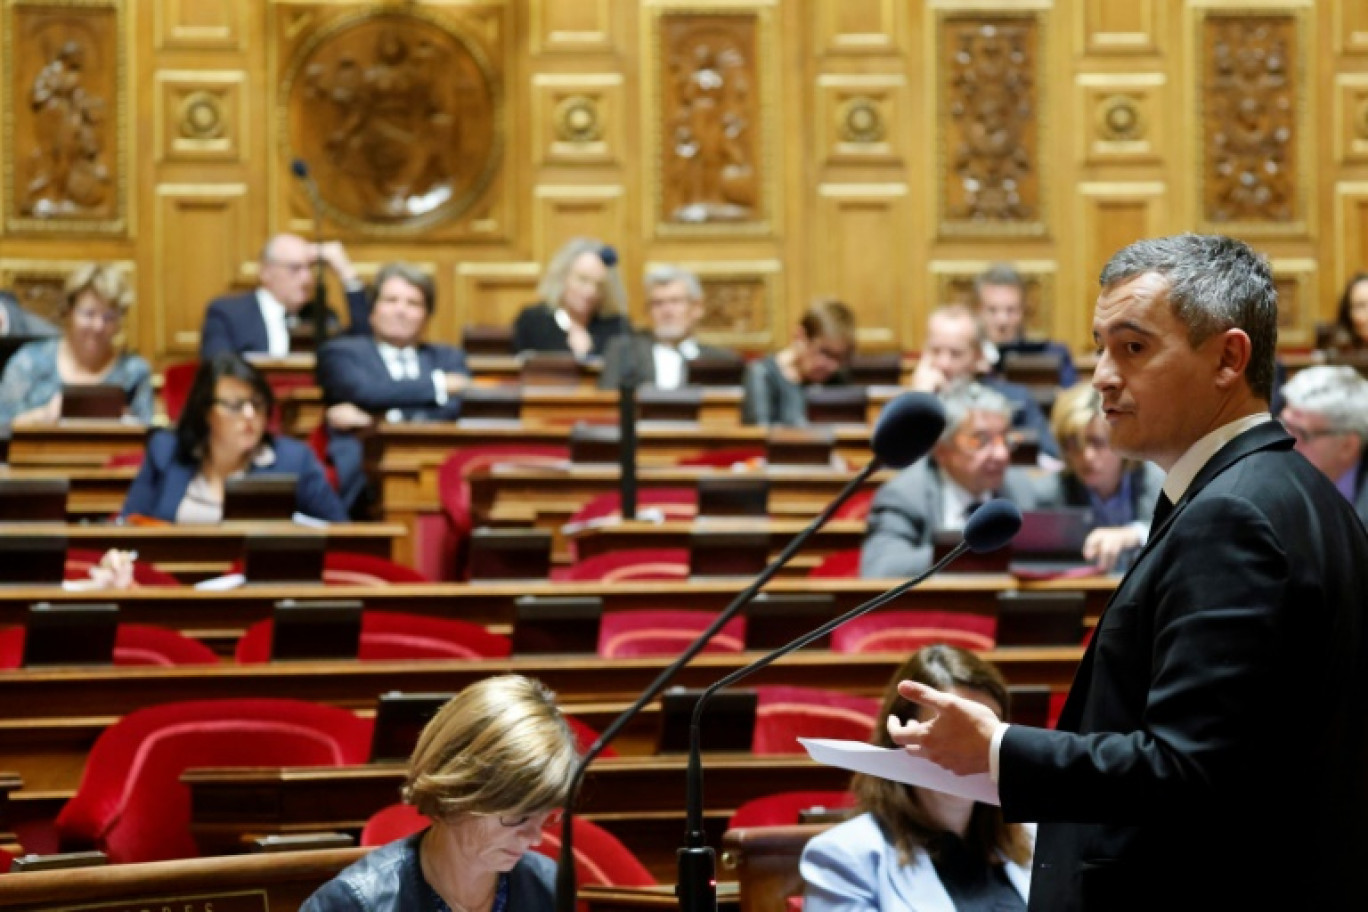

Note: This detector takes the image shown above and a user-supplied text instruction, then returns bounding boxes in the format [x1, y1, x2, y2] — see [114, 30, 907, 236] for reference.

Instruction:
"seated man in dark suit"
[909, 303, 1060, 459]
[0, 290, 58, 338]
[199, 234, 368, 358]
[860, 380, 1056, 578]
[598, 264, 740, 389]
[974, 262, 1077, 387]
[318, 262, 470, 516]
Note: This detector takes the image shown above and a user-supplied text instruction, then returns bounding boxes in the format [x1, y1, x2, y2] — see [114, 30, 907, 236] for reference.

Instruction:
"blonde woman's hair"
[1050, 381, 1139, 474]
[404, 675, 580, 821]
[62, 263, 132, 317]
[537, 237, 626, 318]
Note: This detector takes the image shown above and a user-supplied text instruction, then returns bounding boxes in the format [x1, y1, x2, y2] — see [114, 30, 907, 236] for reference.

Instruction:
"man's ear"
[1213, 328, 1252, 390]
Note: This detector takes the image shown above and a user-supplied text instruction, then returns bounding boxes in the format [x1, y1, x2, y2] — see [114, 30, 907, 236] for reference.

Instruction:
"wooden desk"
[7, 422, 150, 469]
[0, 465, 136, 521]
[183, 755, 850, 881]
[0, 647, 1082, 793]
[0, 847, 366, 912]
[722, 825, 829, 912]
[0, 521, 404, 581]
[565, 519, 867, 575]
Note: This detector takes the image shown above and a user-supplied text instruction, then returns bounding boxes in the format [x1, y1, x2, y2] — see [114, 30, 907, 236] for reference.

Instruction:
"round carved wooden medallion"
[281, 9, 501, 233]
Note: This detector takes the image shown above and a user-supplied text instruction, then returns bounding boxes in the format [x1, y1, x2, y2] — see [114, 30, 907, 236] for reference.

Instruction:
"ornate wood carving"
[1201, 15, 1299, 226]
[281, 8, 502, 234]
[4, 1, 125, 233]
[658, 14, 762, 226]
[939, 15, 1042, 234]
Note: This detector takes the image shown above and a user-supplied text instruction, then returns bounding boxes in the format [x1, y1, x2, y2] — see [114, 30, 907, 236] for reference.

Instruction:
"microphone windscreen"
[963, 499, 1022, 554]
[290, 159, 309, 179]
[871, 392, 946, 469]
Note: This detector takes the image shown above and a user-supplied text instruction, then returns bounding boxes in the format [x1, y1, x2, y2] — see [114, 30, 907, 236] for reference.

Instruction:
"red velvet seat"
[828, 610, 997, 654]
[0, 623, 218, 669]
[564, 488, 697, 561]
[726, 790, 857, 829]
[807, 548, 861, 579]
[55, 698, 372, 862]
[752, 686, 880, 754]
[321, 551, 429, 585]
[675, 448, 765, 468]
[831, 488, 875, 521]
[308, 422, 340, 492]
[65, 548, 181, 588]
[597, 609, 746, 659]
[437, 445, 570, 580]
[104, 451, 145, 469]
[360, 805, 655, 887]
[234, 610, 512, 663]
[561, 548, 690, 583]
[161, 359, 199, 423]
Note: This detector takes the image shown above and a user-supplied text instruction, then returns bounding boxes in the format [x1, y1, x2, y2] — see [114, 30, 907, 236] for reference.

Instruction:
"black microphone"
[619, 373, 638, 520]
[677, 499, 1023, 912]
[291, 158, 329, 353]
[554, 391, 946, 912]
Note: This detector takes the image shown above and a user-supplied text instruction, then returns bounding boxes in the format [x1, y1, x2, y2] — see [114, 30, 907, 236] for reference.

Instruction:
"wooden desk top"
[7, 422, 151, 468]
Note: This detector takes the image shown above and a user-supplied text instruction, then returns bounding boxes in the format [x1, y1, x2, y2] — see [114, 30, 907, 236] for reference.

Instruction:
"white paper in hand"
[799, 737, 1000, 806]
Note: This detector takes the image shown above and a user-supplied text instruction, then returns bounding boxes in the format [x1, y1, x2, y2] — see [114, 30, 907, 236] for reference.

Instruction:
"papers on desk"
[799, 737, 1000, 805]
[194, 573, 246, 591]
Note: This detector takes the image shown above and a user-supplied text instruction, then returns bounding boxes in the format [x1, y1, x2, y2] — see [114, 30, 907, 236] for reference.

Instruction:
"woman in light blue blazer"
[801, 645, 1033, 912]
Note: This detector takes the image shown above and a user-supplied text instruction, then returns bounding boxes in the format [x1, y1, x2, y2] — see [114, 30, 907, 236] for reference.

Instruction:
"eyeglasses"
[497, 809, 563, 830]
[954, 430, 1023, 454]
[1281, 419, 1347, 444]
[71, 307, 121, 327]
[213, 397, 267, 416]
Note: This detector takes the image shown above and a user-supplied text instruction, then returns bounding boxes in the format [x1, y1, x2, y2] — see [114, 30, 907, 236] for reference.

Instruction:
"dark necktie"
[1152, 492, 1175, 528]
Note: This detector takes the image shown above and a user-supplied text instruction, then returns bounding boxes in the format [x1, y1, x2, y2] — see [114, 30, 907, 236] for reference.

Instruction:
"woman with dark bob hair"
[302, 674, 581, 912]
[119, 353, 345, 522]
[801, 645, 1033, 911]
[1329, 272, 1368, 351]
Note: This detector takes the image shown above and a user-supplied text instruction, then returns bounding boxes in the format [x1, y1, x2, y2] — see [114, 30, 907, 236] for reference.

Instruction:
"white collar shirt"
[255, 288, 292, 357]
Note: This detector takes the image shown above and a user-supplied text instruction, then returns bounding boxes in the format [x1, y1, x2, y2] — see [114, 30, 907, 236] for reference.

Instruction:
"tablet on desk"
[60, 384, 126, 420]
[1008, 507, 1097, 576]
[0, 477, 68, 522]
[223, 474, 297, 521]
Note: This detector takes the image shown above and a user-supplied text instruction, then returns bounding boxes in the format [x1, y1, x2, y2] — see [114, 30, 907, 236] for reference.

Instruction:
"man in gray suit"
[598, 264, 739, 389]
[860, 380, 1054, 578]
[1278, 363, 1368, 527]
[0, 290, 58, 337]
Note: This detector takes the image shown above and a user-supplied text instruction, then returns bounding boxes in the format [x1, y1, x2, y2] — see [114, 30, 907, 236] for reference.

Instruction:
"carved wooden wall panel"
[1269, 258, 1316, 347]
[276, 5, 505, 238]
[153, 0, 242, 51]
[936, 11, 1046, 237]
[813, 187, 909, 347]
[0, 261, 79, 325]
[454, 263, 541, 338]
[1333, 184, 1368, 292]
[648, 7, 775, 236]
[1077, 74, 1164, 164]
[1077, 0, 1162, 56]
[818, 0, 898, 55]
[531, 0, 613, 54]
[153, 185, 247, 354]
[816, 75, 904, 167]
[1334, 75, 1368, 165]
[680, 261, 783, 349]
[1334, 1, 1368, 56]
[1197, 11, 1306, 234]
[4, 0, 126, 234]
[533, 186, 626, 266]
[1075, 184, 1169, 306]
[532, 75, 623, 167]
[154, 70, 245, 164]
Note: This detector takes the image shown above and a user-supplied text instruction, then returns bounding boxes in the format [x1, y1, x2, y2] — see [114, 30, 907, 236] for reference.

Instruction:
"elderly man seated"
[1279, 364, 1368, 527]
[860, 380, 1057, 578]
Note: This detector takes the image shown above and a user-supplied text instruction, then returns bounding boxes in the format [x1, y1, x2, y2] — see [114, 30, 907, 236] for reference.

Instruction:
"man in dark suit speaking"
[199, 233, 368, 358]
[886, 234, 1368, 909]
[597, 264, 739, 389]
[318, 261, 469, 515]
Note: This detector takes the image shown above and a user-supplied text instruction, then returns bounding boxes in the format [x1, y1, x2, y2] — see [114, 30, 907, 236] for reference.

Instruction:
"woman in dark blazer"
[120, 354, 345, 523]
[511, 237, 629, 359]
[1042, 382, 1163, 572]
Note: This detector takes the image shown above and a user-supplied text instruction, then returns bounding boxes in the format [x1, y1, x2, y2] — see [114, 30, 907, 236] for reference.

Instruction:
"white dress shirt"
[255, 289, 292, 357]
[651, 338, 700, 390]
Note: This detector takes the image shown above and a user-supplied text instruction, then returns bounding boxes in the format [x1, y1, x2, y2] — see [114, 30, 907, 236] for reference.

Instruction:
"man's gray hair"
[1281, 365, 1368, 439]
[1098, 233, 1278, 402]
[644, 264, 703, 302]
[973, 262, 1026, 301]
[938, 379, 1014, 443]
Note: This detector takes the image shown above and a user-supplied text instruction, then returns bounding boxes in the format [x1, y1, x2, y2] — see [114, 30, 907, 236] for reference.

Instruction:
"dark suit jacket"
[999, 422, 1368, 910]
[317, 335, 469, 513]
[510, 302, 628, 357]
[860, 457, 1057, 578]
[980, 374, 1060, 459]
[597, 332, 739, 389]
[199, 287, 368, 359]
[119, 429, 346, 523]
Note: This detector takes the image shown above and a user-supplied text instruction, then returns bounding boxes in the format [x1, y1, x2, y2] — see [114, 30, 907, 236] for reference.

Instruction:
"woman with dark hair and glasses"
[801, 645, 1034, 912]
[119, 353, 345, 523]
[302, 674, 580, 912]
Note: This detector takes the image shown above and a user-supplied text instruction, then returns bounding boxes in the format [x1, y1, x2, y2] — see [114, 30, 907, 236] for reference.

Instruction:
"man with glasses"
[199, 233, 369, 358]
[860, 380, 1056, 578]
[910, 303, 1060, 459]
[1279, 364, 1368, 526]
[597, 264, 740, 390]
